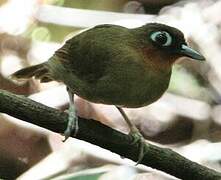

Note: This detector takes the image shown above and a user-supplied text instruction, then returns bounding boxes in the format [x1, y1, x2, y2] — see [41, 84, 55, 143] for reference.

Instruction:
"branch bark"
[0, 89, 220, 180]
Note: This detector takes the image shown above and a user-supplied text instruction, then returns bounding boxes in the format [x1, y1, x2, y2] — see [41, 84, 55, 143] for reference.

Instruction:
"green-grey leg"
[63, 87, 79, 142]
[116, 106, 147, 165]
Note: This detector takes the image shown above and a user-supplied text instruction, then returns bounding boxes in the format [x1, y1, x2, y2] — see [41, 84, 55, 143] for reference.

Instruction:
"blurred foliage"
[24, 22, 79, 42]
[23, 0, 129, 43]
[62, 0, 127, 12]
[55, 172, 104, 180]
[169, 64, 209, 101]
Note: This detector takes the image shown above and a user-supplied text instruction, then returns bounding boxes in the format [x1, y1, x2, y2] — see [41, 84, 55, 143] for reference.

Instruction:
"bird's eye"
[150, 31, 172, 47]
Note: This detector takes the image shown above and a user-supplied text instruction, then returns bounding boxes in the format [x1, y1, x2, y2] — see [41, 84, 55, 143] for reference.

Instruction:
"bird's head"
[133, 23, 205, 70]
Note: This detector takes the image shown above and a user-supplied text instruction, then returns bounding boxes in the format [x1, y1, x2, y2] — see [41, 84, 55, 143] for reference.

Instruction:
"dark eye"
[150, 31, 172, 47]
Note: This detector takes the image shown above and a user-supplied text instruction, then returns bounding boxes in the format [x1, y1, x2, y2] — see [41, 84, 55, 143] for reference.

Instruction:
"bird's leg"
[63, 87, 79, 142]
[116, 106, 147, 164]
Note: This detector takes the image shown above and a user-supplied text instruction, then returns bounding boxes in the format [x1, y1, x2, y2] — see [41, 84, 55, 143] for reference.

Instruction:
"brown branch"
[0, 89, 220, 180]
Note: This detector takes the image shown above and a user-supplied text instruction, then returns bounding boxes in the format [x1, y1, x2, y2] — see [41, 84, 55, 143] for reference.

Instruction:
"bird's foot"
[129, 129, 148, 165]
[63, 104, 79, 142]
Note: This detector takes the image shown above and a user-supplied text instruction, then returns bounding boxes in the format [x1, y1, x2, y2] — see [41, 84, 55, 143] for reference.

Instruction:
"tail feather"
[40, 76, 53, 83]
[10, 63, 52, 83]
[34, 68, 48, 79]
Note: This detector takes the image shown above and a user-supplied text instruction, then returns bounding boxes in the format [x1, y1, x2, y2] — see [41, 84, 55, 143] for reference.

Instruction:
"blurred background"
[0, 0, 221, 179]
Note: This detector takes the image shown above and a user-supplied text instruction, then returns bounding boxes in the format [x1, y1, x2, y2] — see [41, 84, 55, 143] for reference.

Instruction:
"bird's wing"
[55, 25, 132, 83]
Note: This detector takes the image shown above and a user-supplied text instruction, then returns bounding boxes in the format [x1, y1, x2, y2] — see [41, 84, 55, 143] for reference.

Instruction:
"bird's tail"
[10, 63, 52, 83]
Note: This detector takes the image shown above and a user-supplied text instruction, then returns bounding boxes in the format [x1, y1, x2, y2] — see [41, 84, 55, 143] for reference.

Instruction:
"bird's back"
[52, 25, 139, 81]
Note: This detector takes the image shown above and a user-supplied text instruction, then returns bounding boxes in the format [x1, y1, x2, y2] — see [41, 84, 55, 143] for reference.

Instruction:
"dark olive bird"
[11, 23, 205, 163]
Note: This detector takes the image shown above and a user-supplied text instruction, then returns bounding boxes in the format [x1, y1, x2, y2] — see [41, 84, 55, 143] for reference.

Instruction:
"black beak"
[179, 44, 205, 61]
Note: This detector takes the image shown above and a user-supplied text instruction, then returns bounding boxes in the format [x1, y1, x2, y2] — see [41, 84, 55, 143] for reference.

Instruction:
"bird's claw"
[63, 105, 79, 142]
[129, 130, 147, 165]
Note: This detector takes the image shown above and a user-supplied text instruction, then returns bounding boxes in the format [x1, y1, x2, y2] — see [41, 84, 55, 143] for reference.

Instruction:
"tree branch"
[0, 89, 220, 180]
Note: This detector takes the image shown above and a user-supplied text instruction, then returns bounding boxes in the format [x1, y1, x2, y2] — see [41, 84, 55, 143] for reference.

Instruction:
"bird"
[11, 23, 205, 163]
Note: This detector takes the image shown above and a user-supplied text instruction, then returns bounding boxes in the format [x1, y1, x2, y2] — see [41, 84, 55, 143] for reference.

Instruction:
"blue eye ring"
[150, 31, 172, 47]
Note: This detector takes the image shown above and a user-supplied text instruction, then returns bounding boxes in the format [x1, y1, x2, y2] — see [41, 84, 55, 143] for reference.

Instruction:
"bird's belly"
[72, 75, 170, 108]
